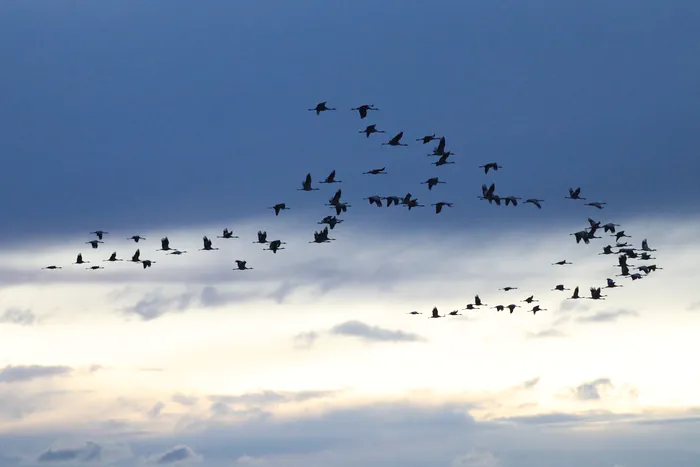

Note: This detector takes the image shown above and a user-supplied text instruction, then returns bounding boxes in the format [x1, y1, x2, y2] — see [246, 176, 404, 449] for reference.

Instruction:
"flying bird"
[269, 203, 290, 216]
[530, 305, 546, 315]
[86, 265, 104, 270]
[416, 134, 440, 144]
[104, 252, 122, 262]
[200, 236, 219, 251]
[127, 235, 146, 242]
[552, 284, 570, 291]
[523, 199, 544, 209]
[584, 202, 607, 209]
[382, 131, 408, 147]
[363, 167, 387, 175]
[85, 240, 103, 249]
[364, 195, 383, 207]
[42, 265, 62, 270]
[521, 295, 538, 304]
[479, 162, 502, 174]
[218, 228, 238, 239]
[265, 240, 286, 254]
[90, 231, 108, 240]
[507, 304, 521, 314]
[73, 253, 89, 265]
[351, 104, 378, 119]
[298, 173, 319, 191]
[500, 287, 518, 292]
[568, 286, 582, 299]
[234, 260, 253, 271]
[254, 231, 269, 244]
[431, 202, 453, 214]
[565, 188, 586, 200]
[641, 239, 656, 252]
[129, 250, 141, 263]
[309, 101, 335, 114]
[429, 307, 444, 319]
[319, 170, 342, 184]
[552, 260, 572, 266]
[157, 237, 174, 251]
[432, 153, 455, 167]
[421, 177, 446, 191]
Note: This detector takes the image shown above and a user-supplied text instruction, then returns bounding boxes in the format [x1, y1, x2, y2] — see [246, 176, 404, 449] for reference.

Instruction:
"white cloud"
[0, 214, 698, 466]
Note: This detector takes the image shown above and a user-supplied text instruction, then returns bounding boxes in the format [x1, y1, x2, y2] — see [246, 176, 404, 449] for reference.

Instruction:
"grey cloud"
[577, 309, 639, 323]
[121, 291, 194, 321]
[36, 441, 101, 463]
[207, 390, 339, 414]
[521, 377, 540, 389]
[573, 378, 614, 401]
[148, 401, 166, 419]
[154, 445, 199, 465]
[171, 393, 198, 406]
[0, 365, 73, 383]
[526, 328, 567, 339]
[329, 320, 426, 343]
[688, 301, 700, 311]
[293, 331, 320, 349]
[0, 307, 37, 326]
[451, 449, 501, 467]
[495, 410, 633, 426]
[558, 300, 591, 313]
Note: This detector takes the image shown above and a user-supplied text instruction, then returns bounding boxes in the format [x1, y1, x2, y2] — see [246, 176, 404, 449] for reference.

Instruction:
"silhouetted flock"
[41, 102, 663, 318]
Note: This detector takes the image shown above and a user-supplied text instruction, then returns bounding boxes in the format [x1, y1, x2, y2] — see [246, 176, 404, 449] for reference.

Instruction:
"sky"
[0, 0, 699, 466]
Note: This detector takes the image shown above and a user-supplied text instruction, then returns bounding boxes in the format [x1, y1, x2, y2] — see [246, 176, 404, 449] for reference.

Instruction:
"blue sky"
[1, 0, 699, 241]
[1, 1, 700, 466]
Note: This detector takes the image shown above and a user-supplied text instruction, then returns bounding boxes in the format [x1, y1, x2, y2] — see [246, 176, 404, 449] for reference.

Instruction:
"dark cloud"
[328, 320, 426, 343]
[154, 445, 199, 465]
[0, 307, 37, 326]
[576, 309, 639, 323]
[572, 378, 613, 401]
[0, 365, 73, 383]
[36, 441, 101, 463]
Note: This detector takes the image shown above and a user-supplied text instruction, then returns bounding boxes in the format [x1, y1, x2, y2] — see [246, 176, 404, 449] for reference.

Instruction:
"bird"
[383, 196, 402, 207]
[530, 305, 546, 315]
[157, 237, 174, 251]
[351, 104, 378, 119]
[310, 226, 335, 243]
[523, 199, 545, 209]
[200, 236, 219, 251]
[448, 310, 462, 316]
[474, 295, 486, 307]
[521, 295, 538, 304]
[330, 201, 351, 215]
[570, 230, 591, 245]
[605, 278, 622, 288]
[552, 260, 573, 266]
[407, 311, 423, 315]
[129, 250, 141, 263]
[309, 101, 335, 115]
[169, 250, 187, 255]
[127, 235, 146, 242]
[478, 162, 503, 174]
[234, 260, 253, 271]
[587, 218, 602, 229]
[431, 202, 453, 214]
[269, 203, 290, 216]
[599, 245, 615, 255]
[641, 239, 656, 252]
[565, 187, 586, 200]
[507, 304, 521, 314]
[359, 124, 385, 138]
[493, 305, 505, 312]
[85, 240, 103, 249]
[104, 252, 122, 262]
[382, 131, 408, 147]
[602, 223, 620, 234]
[421, 177, 446, 191]
[218, 228, 238, 239]
[254, 231, 269, 244]
[86, 265, 103, 270]
[265, 240, 286, 254]
[364, 195, 383, 207]
[614, 231, 631, 241]
[429, 307, 444, 319]
[431, 137, 446, 155]
[90, 231, 108, 240]
[404, 199, 425, 210]
[141, 260, 156, 269]
[584, 202, 607, 209]
[552, 284, 569, 291]
[463, 304, 478, 311]
[319, 170, 342, 184]
[42, 265, 62, 270]
[298, 173, 319, 191]
[73, 253, 89, 265]
[503, 196, 521, 207]
[363, 167, 387, 175]
[500, 287, 518, 291]
[589, 287, 604, 300]
[629, 273, 644, 280]
[318, 215, 344, 229]
[416, 134, 440, 144]
[568, 286, 582, 299]
[638, 252, 656, 261]
[432, 153, 455, 167]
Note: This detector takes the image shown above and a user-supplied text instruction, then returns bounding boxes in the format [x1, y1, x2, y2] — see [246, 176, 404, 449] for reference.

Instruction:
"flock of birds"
[40, 101, 663, 318]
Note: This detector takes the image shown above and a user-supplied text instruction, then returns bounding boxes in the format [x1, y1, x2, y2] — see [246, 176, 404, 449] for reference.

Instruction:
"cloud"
[0, 307, 37, 326]
[576, 309, 639, 323]
[0, 365, 73, 383]
[526, 328, 567, 339]
[34, 441, 132, 465]
[688, 301, 700, 311]
[148, 401, 166, 419]
[121, 290, 195, 321]
[292, 331, 320, 349]
[171, 393, 198, 406]
[152, 445, 201, 465]
[328, 320, 426, 343]
[451, 449, 501, 467]
[572, 378, 614, 401]
[521, 377, 540, 389]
